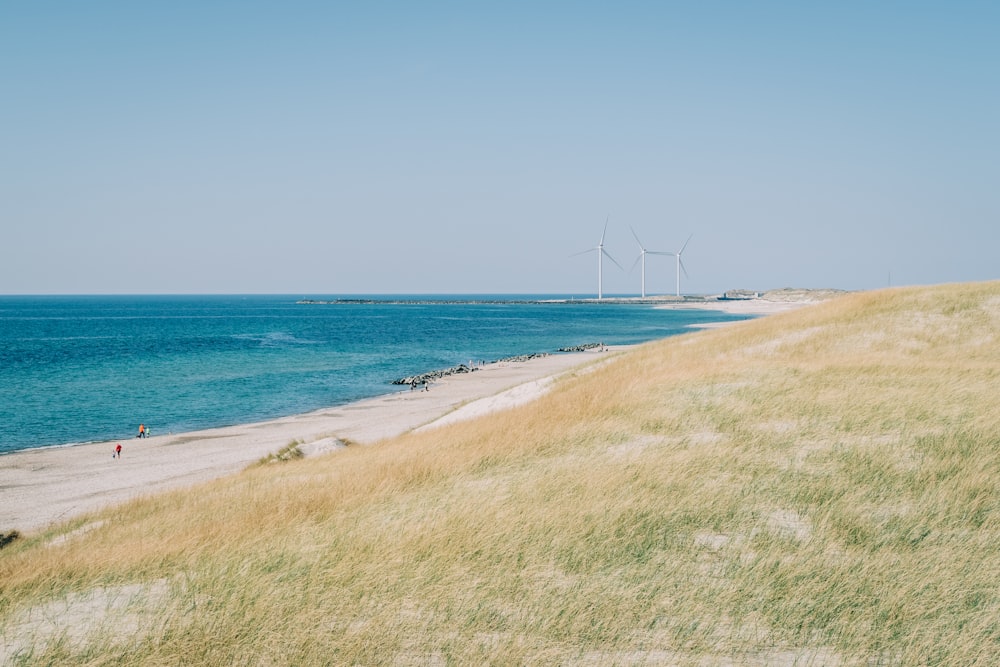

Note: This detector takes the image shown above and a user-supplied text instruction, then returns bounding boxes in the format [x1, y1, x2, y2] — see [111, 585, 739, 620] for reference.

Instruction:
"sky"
[2, 1, 998, 296]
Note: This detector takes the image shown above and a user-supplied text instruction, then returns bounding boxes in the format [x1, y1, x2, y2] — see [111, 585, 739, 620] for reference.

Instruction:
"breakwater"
[557, 343, 603, 352]
[391, 352, 554, 386]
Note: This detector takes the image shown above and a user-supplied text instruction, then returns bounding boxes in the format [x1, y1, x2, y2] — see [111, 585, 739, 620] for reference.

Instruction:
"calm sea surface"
[0, 295, 748, 454]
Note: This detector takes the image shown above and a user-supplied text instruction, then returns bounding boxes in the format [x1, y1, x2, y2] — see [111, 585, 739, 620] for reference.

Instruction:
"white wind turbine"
[671, 234, 693, 297]
[629, 226, 674, 298]
[571, 217, 623, 300]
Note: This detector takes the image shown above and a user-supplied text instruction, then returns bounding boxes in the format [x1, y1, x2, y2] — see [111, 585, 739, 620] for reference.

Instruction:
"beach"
[661, 295, 827, 315]
[0, 295, 816, 536]
[0, 349, 611, 534]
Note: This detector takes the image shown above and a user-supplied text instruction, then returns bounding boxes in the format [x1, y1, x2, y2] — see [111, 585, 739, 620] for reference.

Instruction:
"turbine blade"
[629, 225, 644, 250]
[601, 216, 610, 245]
[647, 251, 675, 256]
[603, 248, 624, 270]
[679, 234, 693, 255]
[569, 247, 596, 258]
[679, 258, 690, 279]
[629, 254, 642, 273]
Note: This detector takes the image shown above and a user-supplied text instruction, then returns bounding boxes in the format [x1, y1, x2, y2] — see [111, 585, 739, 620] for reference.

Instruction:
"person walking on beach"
[138, 423, 145, 439]
[114, 443, 122, 459]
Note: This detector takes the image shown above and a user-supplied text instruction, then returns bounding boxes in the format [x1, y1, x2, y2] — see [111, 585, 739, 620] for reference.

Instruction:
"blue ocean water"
[0, 295, 748, 454]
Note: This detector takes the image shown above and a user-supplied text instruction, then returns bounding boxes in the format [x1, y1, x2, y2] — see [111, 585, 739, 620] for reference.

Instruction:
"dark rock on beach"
[391, 352, 553, 386]
[557, 343, 602, 352]
[497, 352, 551, 364]
[393, 364, 476, 386]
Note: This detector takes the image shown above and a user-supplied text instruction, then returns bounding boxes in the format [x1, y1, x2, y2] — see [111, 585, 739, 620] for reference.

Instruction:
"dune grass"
[2, 282, 1000, 664]
[257, 439, 305, 465]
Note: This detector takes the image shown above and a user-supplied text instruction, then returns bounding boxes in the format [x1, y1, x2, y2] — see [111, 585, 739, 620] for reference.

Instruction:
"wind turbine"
[672, 234, 693, 297]
[571, 217, 623, 300]
[629, 226, 674, 298]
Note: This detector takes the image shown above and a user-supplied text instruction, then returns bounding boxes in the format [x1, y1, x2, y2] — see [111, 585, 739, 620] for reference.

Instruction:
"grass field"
[2, 282, 999, 665]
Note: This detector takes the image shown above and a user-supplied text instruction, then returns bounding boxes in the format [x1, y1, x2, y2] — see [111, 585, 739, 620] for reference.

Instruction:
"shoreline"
[0, 296, 820, 535]
[664, 298, 816, 328]
[657, 296, 822, 316]
[0, 349, 611, 534]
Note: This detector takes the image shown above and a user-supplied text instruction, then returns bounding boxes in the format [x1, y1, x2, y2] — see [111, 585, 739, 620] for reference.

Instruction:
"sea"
[0, 295, 749, 454]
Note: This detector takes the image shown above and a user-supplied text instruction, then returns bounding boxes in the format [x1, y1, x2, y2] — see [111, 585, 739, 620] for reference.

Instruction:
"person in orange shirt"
[138, 423, 145, 439]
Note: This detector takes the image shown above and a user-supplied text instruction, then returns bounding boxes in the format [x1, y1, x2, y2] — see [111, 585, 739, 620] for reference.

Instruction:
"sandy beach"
[1, 295, 818, 536]
[0, 349, 614, 534]
[660, 296, 821, 315]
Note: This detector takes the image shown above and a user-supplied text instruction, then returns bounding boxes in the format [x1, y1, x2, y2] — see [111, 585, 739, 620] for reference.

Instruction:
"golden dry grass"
[2, 281, 1000, 665]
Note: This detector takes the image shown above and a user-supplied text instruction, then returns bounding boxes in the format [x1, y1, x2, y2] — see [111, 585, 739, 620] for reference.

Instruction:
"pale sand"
[0, 349, 612, 534]
[656, 295, 820, 328]
[658, 298, 815, 316]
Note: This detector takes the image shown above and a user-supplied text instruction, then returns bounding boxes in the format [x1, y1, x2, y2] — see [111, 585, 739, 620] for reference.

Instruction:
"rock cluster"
[392, 364, 476, 386]
[557, 343, 602, 352]
[497, 352, 550, 364]
[391, 352, 552, 386]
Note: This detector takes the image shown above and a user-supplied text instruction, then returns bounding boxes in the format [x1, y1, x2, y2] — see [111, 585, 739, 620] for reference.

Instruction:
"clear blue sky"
[2, 2, 997, 295]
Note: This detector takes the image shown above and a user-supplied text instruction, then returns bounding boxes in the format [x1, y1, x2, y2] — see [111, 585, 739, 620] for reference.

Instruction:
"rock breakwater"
[557, 343, 602, 352]
[391, 352, 552, 386]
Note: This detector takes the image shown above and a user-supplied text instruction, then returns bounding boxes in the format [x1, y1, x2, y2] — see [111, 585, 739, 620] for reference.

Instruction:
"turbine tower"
[571, 217, 623, 300]
[672, 234, 693, 297]
[629, 226, 673, 298]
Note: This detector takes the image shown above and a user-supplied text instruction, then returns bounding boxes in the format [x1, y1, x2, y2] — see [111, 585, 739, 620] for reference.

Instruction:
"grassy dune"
[2, 282, 1000, 665]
